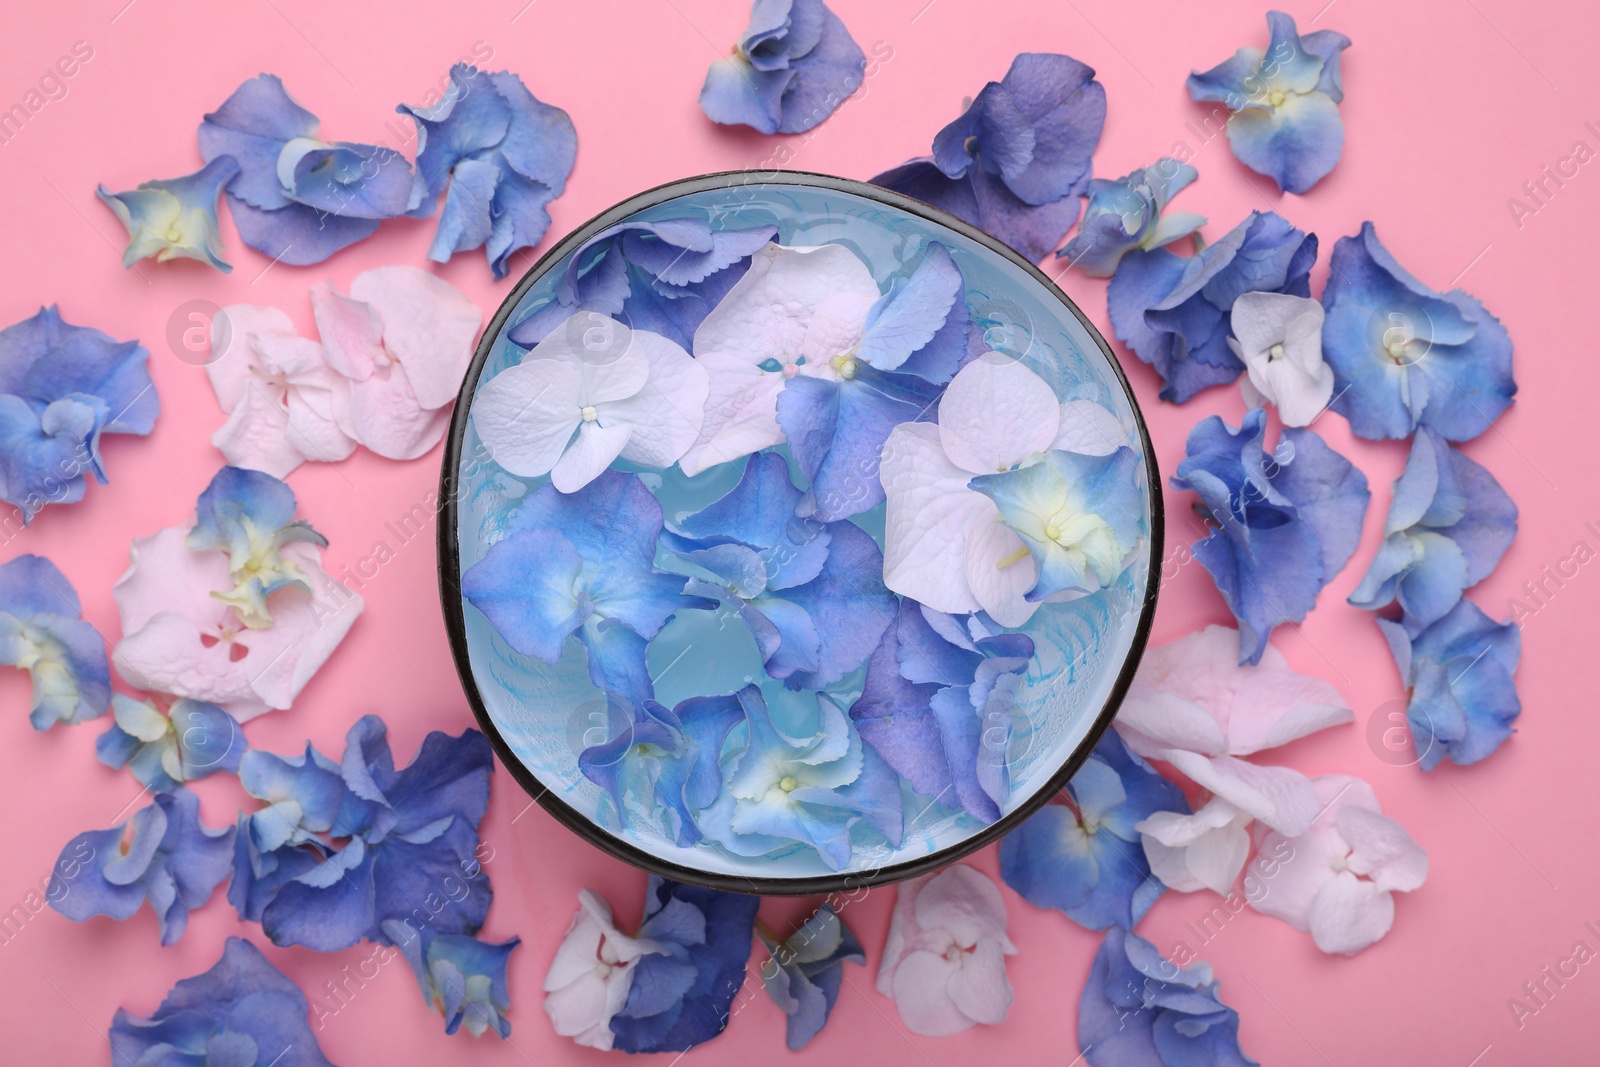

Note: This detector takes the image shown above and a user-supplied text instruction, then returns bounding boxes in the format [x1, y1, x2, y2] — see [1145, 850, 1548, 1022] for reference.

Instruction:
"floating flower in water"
[400, 63, 577, 278]
[1229, 291, 1333, 426]
[386, 920, 521, 1038]
[1057, 158, 1205, 277]
[873, 54, 1106, 261]
[0, 554, 110, 729]
[700, 0, 867, 136]
[96, 156, 241, 272]
[96, 695, 243, 792]
[1188, 10, 1351, 194]
[759, 904, 865, 1050]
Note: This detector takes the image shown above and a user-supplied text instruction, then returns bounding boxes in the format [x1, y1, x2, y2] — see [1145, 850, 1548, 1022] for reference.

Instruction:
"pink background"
[1, 0, 1595, 1062]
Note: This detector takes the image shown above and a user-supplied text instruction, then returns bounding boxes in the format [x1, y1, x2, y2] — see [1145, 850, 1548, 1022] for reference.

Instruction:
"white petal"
[1050, 399, 1129, 455]
[531, 312, 651, 404]
[1263, 358, 1335, 427]
[963, 515, 1039, 627]
[1339, 806, 1428, 893]
[677, 353, 784, 476]
[938, 355, 1060, 474]
[605, 332, 709, 468]
[1161, 751, 1320, 835]
[1114, 685, 1229, 758]
[551, 420, 632, 493]
[471, 359, 584, 477]
[349, 266, 482, 410]
[880, 423, 988, 615]
[1308, 872, 1394, 955]
[800, 291, 875, 366]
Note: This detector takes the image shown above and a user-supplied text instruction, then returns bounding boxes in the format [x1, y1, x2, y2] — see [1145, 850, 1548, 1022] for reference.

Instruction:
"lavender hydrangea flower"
[1108, 211, 1316, 403]
[609, 878, 760, 1054]
[873, 53, 1106, 261]
[700, 0, 867, 136]
[385, 919, 521, 1038]
[1350, 427, 1517, 633]
[1079, 926, 1257, 1067]
[1379, 600, 1520, 770]
[49, 788, 234, 945]
[199, 73, 413, 265]
[96, 695, 243, 792]
[0, 554, 110, 728]
[1321, 222, 1516, 441]
[759, 905, 864, 1050]
[1171, 408, 1369, 665]
[186, 465, 328, 629]
[96, 156, 242, 272]
[109, 937, 334, 1067]
[1188, 10, 1351, 195]
[852, 599, 1033, 824]
[1057, 159, 1206, 277]
[400, 64, 577, 279]
[0, 305, 157, 522]
[999, 729, 1186, 930]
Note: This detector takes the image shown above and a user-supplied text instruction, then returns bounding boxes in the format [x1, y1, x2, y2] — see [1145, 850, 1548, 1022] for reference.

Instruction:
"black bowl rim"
[437, 169, 1164, 897]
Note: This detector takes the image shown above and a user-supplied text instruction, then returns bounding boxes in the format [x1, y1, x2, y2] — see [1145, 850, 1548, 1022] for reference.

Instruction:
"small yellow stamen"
[995, 546, 1032, 570]
[778, 776, 798, 793]
[1268, 89, 1287, 107]
[580, 405, 598, 422]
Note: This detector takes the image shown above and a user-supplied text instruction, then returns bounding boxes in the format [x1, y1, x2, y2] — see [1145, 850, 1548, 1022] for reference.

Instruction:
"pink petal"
[211, 382, 312, 479]
[1114, 685, 1228, 758]
[946, 939, 1013, 1026]
[1162, 751, 1320, 835]
[207, 305, 296, 412]
[1245, 824, 1347, 932]
[470, 358, 584, 477]
[890, 951, 972, 1037]
[114, 528, 234, 635]
[911, 865, 1012, 951]
[310, 281, 385, 382]
[1135, 625, 1255, 713]
[345, 364, 452, 460]
[880, 423, 990, 615]
[604, 332, 709, 469]
[877, 873, 928, 995]
[1308, 871, 1394, 955]
[349, 266, 482, 410]
[1339, 806, 1428, 893]
[1226, 667, 1352, 755]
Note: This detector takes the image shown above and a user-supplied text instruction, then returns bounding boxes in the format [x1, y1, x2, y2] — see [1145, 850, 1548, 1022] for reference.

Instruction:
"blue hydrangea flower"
[199, 73, 414, 265]
[610, 877, 760, 1054]
[873, 53, 1106, 261]
[186, 465, 328, 629]
[464, 470, 713, 706]
[1321, 222, 1516, 441]
[228, 740, 347, 922]
[1108, 211, 1316, 403]
[96, 695, 244, 792]
[384, 919, 521, 1038]
[1188, 11, 1351, 195]
[1350, 427, 1517, 634]
[1057, 159, 1206, 277]
[759, 904, 864, 1050]
[507, 218, 777, 351]
[96, 156, 242, 272]
[696, 685, 903, 870]
[999, 729, 1186, 930]
[700, 0, 867, 136]
[400, 64, 577, 279]
[852, 599, 1033, 824]
[1079, 926, 1257, 1067]
[49, 788, 234, 946]
[1172, 408, 1369, 664]
[664, 453, 896, 689]
[109, 936, 335, 1067]
[0, 554, 110, 729]
[0, 305, 157, 522]
[1379, 600, 1520, 771]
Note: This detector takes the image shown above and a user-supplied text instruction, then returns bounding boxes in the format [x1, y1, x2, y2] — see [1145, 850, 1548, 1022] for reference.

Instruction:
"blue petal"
[461, 527, 586, 662]
[96, 155, 242, 272]
[850, 620, 951, 798]
[278, 140, 412, 219]
[856, 242, 963, 372]
[762, 520, 895, 689]
[0, 304, 158, 434]
[489, 70, 577, 193]
[399, 64, 513, 209]
[775, 2, 867, 135]
[699, 56, 790, 135]
[198, 74, 319, 211]
[225, 194, 381, 266]
[992, 53, 1106, 206]
[1226, 90, 1344, 194]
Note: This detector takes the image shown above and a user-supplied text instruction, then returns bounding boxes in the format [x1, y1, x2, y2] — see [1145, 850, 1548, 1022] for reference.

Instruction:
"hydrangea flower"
[0, 554, 110, 729]
[1321, 222, 1516, 441]
[400, 64, 577, 278]
[877, 864, 1016, 1037]
[0, 305, 157, 522]
[186, 465, 327, 628]
[1230, 292, 1333, 426]
[759, 904, 864, 1050]
[199, 73, 414, 264]
[109, 937, 334, 1067]
[462, 471, 712, 706]
[385, 920, 520, 1038]
[96, 695, 243, 792]
[679, 241, 967, 494]
[1108, 211, 1316, 403]
[696, 685, 902, 869]
[206, 305, 356, 477]
[96, 156, 241, 272]
[664, 452, 896, 689]
[1171, 409, 1368, 664]
[1113, 625, 1353, 892]
[1379, 600, 1520, 770]
[472, 312, 707, 493]
[507, 219, 777, 352]
[852, 598, 1033, 823]
[873, 54, 1106, 261]
[1351, 428, 1517, 633]
[228, 742, 347, 922]
[1248, 775, 1427, 955]
[609, 878, 760, 1054]
[880, 353, 1131, 626]
[310, 266, 483, 460]
[700, 0, 867, 135]
[999, 729, 1187, 930]
[1057, 159, 1205, 277]
[544, 888, 672, 1051]
[1079, 926, 1257, 1067]
[234, 716, 494, 952]
[1188, 11, 1351, 194]
[49, 788, 233, 946]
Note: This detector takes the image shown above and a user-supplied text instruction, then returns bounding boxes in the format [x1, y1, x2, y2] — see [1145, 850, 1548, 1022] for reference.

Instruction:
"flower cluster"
[700, 0, 867, 136]
[1057, 158, 1206, 277]
[758, 904, 865, 1050]
[96, 694, 243, 792]
[0, 553, 110, 729]
[0, 305, 157, 523]
[208, 265, 482, 476]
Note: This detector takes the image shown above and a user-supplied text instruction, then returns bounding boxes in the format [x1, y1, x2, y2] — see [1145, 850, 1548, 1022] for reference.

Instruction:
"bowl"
[438, 171, 1162, 895]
